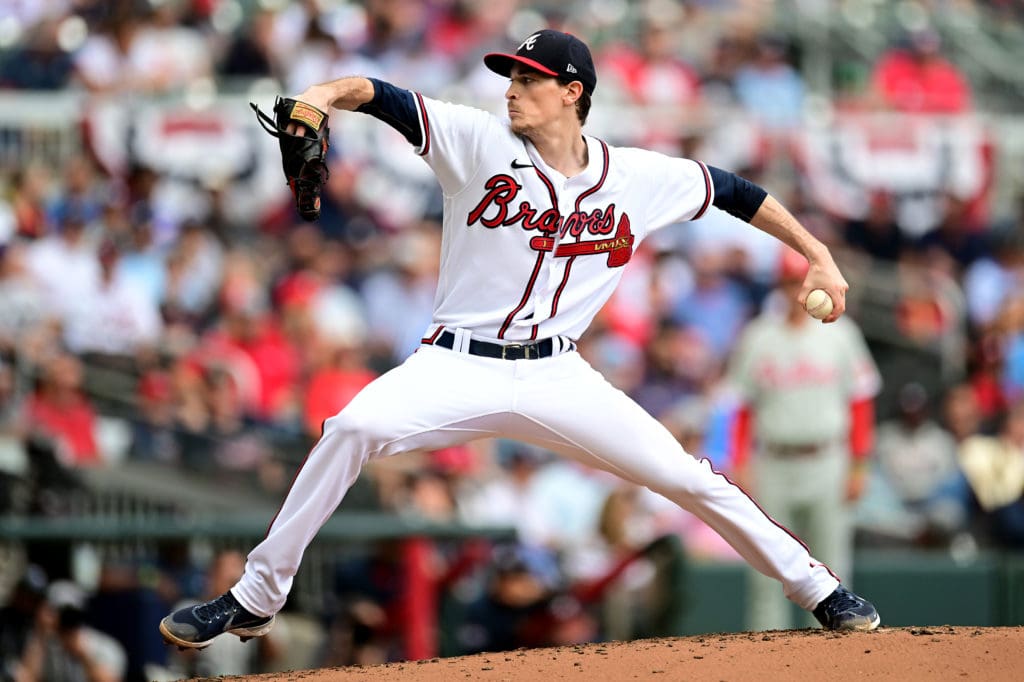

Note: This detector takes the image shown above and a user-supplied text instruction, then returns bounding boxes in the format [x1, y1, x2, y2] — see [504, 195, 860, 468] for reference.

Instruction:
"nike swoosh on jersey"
[511, 159, 534, 169]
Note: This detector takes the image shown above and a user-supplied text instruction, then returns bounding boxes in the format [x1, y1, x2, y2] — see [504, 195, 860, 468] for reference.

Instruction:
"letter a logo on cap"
[519, 33, 540, 51]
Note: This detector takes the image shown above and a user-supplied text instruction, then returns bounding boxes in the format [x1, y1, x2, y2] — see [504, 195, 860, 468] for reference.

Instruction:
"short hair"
[558, 77, 591, 125]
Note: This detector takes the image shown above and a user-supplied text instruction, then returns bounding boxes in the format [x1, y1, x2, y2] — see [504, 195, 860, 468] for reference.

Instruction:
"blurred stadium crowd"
[3, 0, 1024, 679]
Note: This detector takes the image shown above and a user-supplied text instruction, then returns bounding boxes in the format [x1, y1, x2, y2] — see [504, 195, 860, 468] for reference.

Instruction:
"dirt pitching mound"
[202, 626, 1023, 681]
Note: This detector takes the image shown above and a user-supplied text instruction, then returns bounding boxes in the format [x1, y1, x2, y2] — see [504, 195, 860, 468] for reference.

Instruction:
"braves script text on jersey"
[227, 91, 842, 620]
[416, 96, 712, 342]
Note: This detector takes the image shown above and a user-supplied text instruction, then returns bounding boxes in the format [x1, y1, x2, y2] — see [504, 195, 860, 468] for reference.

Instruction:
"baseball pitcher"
[160, 30, 880, 650]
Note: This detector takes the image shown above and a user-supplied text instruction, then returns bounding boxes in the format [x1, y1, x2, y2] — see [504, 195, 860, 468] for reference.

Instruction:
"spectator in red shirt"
[195, 306, 301, 426]
[10, 164, 52, 240]
[304, 360, 377, 439]
[599, 20, 702, 150]
[23, 353, 99, 466]
[236, 315, 302, 425]
[871, 29, 971, 114]
[303, 320, 376, 438]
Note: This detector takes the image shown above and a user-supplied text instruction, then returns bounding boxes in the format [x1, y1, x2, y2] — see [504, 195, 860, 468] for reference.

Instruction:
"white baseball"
[805, 289, 834, 320]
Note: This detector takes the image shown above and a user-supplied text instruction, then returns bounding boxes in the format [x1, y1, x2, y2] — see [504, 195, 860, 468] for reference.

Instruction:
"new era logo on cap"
[484, 30, 597, 95]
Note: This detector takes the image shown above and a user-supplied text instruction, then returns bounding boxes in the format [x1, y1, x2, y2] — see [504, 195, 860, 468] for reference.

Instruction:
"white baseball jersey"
[410, 93, 713, 342]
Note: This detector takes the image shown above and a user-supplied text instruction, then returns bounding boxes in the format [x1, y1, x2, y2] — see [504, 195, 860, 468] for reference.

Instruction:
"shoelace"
[194, 594, 237, 623]
[824, 589, 861, 616]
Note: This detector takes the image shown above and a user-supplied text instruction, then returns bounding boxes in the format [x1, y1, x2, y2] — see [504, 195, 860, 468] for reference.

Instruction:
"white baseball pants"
[231, 344, 839, 617]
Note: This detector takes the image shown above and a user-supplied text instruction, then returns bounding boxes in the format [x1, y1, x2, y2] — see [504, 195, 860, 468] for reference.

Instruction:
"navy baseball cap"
[485, 29, 597, 95]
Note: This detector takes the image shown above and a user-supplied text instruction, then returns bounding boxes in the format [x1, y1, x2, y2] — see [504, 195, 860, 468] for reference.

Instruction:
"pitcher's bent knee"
[322, 408, 408, 461]
[323, 411, 378, 451]
[645, 457, 722, 506]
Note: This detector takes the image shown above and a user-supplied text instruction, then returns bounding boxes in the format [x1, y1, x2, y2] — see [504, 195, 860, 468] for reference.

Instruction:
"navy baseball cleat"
[159, 591, 275, 649]
[812, 585, 881, 631]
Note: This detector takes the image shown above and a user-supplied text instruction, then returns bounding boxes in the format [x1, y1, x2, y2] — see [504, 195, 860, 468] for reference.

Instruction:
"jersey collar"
[522, 135, 604, 186]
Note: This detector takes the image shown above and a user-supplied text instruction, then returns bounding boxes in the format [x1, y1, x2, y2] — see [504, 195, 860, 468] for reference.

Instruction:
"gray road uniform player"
[728, 256, 882, 629]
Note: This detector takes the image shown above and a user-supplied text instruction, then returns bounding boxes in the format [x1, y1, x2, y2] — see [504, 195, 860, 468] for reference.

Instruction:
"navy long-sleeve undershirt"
[707, 166, 768, 221]
[356, 77, 422, 146]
